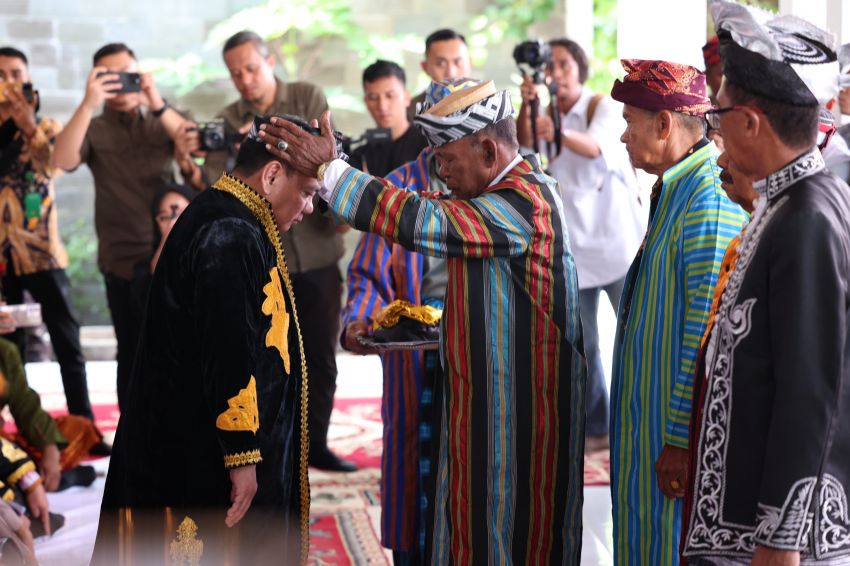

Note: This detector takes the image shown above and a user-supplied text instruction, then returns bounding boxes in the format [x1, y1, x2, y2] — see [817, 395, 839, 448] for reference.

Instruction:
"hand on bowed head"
[0, 84, 37, 138]
[654, 444, 688, 499]
[257, 111, 337, 179]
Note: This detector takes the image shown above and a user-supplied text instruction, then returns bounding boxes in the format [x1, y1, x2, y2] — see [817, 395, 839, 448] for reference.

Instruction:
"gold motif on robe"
[215, 376, 259, 434]
[261, 267, 291, 374]
[0, 438, 28, 463]
[169, 516, 203, 565]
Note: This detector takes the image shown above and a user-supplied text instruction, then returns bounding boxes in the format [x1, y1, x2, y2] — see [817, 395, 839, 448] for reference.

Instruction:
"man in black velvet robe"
[92, 116, 332, 565]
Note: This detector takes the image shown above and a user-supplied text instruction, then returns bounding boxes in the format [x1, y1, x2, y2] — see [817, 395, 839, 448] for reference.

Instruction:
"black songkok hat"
[712, 0, 839, 107]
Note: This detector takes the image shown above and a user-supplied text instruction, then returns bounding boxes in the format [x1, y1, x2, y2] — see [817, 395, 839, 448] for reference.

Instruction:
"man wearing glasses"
[607, 58, 747, 565]
[682, 2, 850, 565]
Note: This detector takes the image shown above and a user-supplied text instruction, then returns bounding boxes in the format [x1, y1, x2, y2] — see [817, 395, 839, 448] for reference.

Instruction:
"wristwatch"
[151, 99, 169, 118]
[317, 160, 332, 182]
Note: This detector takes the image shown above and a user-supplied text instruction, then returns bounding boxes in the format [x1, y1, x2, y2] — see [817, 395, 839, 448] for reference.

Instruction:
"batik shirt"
[0, 117, 68, 276]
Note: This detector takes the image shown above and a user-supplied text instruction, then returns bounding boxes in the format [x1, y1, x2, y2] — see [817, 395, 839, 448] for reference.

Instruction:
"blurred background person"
[0, 46, 109, 453]
[517, 38, 646, 452]
[149, 183, 195, 273]
[837, 43, 850, 146]
[349, 59, 427, 176]
[51, 42, 194, 412]
[407, 29, 472, 121]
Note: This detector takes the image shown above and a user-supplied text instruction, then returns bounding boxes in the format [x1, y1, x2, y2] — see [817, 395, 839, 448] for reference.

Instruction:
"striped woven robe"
[326, 154, 586, 564]
[610, 142, 747, 565]
[342, 148, 440, 552]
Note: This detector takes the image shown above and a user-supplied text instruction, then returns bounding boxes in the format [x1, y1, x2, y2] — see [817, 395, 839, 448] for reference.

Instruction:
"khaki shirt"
[81, 106, 177, 280]
[204, 77, 342, 273]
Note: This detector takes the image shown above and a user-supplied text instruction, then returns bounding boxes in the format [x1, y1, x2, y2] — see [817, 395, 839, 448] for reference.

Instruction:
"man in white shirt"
[518, 38, 646, 452]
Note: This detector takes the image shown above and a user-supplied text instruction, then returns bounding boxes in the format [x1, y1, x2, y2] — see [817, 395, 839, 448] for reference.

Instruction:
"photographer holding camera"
[0, 46, 110, 451]
[517, 38, 646, 452]
[52, 42, 196, 411]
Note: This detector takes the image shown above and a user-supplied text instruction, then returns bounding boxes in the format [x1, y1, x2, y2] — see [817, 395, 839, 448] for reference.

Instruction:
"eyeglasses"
[704, 105, 764, 130]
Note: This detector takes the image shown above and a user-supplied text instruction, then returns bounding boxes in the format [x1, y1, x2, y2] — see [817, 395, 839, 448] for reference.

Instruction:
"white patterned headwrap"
[413, 78, 515, 148]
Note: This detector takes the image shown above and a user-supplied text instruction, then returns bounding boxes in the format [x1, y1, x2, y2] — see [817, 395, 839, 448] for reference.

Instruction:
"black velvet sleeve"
[191, 217, 269, 469]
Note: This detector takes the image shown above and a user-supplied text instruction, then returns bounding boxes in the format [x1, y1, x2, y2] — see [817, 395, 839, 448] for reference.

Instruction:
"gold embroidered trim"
[262, 268, 291, 374]
[7, 461, 35, 485]
[169, 515, 204, 565]
[216, 376, 259, 434]
[223, 449, 263, 469]
[1, 489, 12, 502]
[0, 438, 28, 463]
[373, 299, 442, 330]
[212, 174, 310, 563]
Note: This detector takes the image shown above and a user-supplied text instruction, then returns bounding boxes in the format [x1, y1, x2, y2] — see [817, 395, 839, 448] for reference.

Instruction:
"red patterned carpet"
[308, 397, 610, 565]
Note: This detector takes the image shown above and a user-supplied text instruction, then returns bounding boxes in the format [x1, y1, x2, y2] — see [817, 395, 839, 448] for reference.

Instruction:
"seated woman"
[150, 184, 196, 273]
[0, 314, 99, 493]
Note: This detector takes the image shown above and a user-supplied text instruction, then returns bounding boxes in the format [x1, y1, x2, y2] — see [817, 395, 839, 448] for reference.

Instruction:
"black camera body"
[342, 127, 392, 155]
[97, 71, 142, 94]
[513, 40, 552, 85]
[194, 120, 243, 152]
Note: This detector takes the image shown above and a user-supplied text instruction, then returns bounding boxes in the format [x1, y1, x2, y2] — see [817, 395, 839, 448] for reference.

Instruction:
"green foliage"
[468, 0, 557, 66]
[63, 219, 110, 325]
[144, 0, 421, 98]
[587, 0, 619, 94]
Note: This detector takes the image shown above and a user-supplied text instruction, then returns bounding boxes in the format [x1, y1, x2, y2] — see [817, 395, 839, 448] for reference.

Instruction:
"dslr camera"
[513, 39, 552, 85]
[342, 127, 392, 155]
[192, 120, 243, 152]
[96, 71, 142, 94]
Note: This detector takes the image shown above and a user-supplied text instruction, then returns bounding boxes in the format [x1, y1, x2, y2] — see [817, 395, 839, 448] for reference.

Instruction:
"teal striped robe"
[326, 155, 586, 564]
[610, 142, 747, 565]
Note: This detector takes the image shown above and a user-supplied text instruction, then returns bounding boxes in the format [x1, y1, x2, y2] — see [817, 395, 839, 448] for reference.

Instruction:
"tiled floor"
[24, 351, 615, 565]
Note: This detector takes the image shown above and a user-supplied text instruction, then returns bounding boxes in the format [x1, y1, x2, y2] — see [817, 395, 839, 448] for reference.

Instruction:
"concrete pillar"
[827, 0, 850, 45]
[563, 0, 594, 57]
[617, 0, 707, 69]
[780, 0, 827, 30]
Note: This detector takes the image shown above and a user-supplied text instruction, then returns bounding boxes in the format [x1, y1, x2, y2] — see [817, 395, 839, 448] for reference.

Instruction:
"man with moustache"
[683, 3, 850, 563]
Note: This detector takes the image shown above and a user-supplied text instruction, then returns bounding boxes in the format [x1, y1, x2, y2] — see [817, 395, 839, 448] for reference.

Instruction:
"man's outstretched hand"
[226, 464, 257, 528]
[259, 110, 337, 179]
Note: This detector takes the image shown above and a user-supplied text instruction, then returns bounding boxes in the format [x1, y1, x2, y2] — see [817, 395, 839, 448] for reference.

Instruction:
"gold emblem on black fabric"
[169, 516, 203, 565]
[215, 376, 259, 434]
[0, 438, 28, 463]
[262, 267, 291, 374]
[212, 173, 311, 563]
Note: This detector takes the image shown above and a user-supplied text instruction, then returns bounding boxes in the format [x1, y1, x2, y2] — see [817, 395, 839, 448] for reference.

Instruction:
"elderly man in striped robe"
[608, 59, 747, 566]
[261, 78, 587, 565]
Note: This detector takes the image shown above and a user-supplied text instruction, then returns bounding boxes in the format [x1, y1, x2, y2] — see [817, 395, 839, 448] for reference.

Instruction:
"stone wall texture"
[2, 0, 568, 321]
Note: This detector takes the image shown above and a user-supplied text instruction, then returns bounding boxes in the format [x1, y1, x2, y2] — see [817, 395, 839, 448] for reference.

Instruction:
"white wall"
[616, 0, 707, 69]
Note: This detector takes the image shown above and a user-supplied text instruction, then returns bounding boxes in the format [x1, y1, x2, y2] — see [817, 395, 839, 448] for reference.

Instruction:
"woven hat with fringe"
[413, 78, 514, 148]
